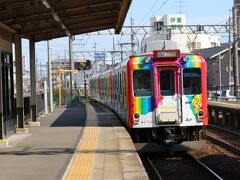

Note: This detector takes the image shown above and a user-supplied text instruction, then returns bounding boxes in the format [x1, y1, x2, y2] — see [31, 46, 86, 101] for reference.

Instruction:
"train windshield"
[133, 70, 152, 96]
[160, 70, 175, 96]
[183, 68, 202, 95]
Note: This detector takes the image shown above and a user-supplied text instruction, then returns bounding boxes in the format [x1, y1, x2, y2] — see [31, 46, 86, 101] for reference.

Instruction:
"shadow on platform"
[50, 101, 122, 127]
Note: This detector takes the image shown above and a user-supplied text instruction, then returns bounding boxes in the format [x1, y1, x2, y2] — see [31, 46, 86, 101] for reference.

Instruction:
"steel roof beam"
[115, 0, 132, 34]
[24, 18, 115, 35]
[32, 25, 114, 42]
[0, 0, 131, 41]
[41, 0, 71, 36]
[0, 0, 41, 6]
[20, 13, 116, 33]
[0, 0, 117, 21]
[4, 5, 116, 26]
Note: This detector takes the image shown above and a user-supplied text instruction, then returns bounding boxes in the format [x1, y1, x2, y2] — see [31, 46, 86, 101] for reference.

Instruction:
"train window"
[160, 70, 175, 96]
[183, 68, 202, 95]
[133, 70, 152, 96]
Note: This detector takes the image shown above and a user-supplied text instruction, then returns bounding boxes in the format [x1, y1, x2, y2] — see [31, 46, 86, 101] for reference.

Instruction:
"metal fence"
[208, 85, 240, 101]
[53, 88, 79, 106]
[22, 93, 45, 123]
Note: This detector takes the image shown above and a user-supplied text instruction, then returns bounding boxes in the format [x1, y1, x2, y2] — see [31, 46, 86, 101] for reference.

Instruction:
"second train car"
[90, 49, 207, 145]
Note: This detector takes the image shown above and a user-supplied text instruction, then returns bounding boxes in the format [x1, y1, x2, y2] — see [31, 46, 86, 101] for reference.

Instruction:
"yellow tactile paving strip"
[65, 127, 99, 180]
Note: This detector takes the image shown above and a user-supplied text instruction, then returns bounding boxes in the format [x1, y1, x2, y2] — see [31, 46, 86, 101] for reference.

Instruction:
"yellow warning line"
[65, 127, 98, 180]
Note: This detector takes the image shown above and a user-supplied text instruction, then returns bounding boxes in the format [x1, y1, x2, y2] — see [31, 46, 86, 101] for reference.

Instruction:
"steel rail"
[145, 153, 223, 180]
[188, 154, 223, 180]
[145, 156, 163, 180]
[208, 124, 240, 137]
[207, 134, 240, 155]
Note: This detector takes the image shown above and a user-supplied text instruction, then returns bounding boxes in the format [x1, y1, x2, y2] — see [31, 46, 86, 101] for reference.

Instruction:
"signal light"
[74, 59, 91, 70]
[85, 59, 91, 70]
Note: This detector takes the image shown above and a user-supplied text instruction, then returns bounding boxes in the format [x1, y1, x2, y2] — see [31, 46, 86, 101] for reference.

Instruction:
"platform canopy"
[0, 0, 132, 42]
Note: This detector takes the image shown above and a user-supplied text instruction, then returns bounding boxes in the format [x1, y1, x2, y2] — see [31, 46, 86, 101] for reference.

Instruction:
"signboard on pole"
[94, 52, 105, 61]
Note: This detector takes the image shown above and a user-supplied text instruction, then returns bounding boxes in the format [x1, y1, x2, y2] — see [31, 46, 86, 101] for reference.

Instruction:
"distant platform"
[208, 100, 240, 110]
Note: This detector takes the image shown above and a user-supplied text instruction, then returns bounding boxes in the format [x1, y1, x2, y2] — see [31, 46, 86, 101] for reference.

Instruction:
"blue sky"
[22, 0, 233, 71]
[128, 0, 232, 25]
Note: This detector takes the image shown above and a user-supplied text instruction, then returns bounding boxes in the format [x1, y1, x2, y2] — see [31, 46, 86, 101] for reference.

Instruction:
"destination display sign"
[153, 49, 180, 59]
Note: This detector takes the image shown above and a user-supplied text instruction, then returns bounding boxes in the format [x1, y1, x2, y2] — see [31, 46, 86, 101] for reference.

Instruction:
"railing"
[22, 93, 45, 124]
[53, 88, 80, 106]
[207, 85, 240, 101]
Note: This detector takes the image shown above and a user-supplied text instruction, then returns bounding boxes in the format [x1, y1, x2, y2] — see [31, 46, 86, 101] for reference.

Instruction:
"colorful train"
[90, 49, 207, 145]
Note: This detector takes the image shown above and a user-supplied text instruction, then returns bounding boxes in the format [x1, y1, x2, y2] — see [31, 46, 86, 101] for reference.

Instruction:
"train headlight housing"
[181, 56, 189, 63]
[144, 57, 151, 64]
[198, 110, 204, 121]
[133, 113, 140, 124]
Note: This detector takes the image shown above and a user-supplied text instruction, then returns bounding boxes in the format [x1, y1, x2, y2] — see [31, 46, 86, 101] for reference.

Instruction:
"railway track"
[140, 152, 223, 180]
[207, 134, 240, 155]
[207, 124, 240, 155]
[208, 124, 240, 137]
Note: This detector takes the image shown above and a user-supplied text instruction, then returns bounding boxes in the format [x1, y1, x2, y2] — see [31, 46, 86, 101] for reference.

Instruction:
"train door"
[155, 65, 182, 124]
[1, 52, 15, 137]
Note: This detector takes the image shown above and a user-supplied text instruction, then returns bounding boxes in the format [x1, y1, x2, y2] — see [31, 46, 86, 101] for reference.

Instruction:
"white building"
[141, 14, 221, 53]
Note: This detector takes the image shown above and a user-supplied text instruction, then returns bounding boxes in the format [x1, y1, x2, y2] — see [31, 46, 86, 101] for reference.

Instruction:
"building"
[51, 59, 71, 89]
[192, 45, 240, 88]
[141, 14, 221, 53]
[92, 52, 107, 74]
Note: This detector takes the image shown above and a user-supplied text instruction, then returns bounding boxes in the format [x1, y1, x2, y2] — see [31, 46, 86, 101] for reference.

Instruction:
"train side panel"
[127, 56, 155, 128]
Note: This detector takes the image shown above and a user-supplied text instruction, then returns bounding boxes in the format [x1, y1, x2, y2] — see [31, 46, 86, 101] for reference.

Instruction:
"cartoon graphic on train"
[90, 49, 207, 144]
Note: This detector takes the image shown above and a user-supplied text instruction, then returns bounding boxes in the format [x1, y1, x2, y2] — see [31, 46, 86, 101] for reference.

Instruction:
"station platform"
[208, 100, 240, 109]
[0, 102, 148, 180]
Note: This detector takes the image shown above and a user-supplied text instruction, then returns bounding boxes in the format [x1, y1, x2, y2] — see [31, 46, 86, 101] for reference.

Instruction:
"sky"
[22, 0, 233, 72]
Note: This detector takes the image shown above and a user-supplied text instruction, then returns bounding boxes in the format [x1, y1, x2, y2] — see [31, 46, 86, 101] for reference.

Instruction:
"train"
[90, 49, 207, 147]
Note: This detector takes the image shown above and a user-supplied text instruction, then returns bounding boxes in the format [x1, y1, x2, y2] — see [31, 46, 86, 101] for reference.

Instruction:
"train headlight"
[181, 56, 189, 63]
[144, 57, 151, 64]
[133, 113, 140, 124]
[198, 110, 204, 121]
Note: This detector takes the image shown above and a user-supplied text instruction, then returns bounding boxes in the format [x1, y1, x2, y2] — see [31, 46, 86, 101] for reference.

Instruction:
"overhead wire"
[139, 0, 159, 24]
[149, 0, 169, 21]
[120, 0, 170, 53]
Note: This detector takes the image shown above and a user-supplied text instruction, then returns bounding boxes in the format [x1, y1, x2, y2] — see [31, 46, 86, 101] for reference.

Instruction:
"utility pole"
[47, 40, 53, 113]
[112, 38, 115, 66]
[177, 0, 183, 14]
[120, 43, 123, 61]
[131, 17, 135, 54]
[229, 14, 232, 87]
[84, 68, 86, 99]
[69, 35, 74, 97]
[103, 49, 106, 70]
[232, 6, 239, 97]
[93, 42, 97, 74]
[64, 49, 68, 89]
[219, 54, 222, 99]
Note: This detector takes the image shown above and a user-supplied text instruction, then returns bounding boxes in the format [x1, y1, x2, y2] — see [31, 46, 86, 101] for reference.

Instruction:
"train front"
[127, 49, 207, 149]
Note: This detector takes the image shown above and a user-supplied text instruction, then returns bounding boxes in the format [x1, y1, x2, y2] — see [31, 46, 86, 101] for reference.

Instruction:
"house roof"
[0, 0, 132, 42]
[192, 45, 230, 59]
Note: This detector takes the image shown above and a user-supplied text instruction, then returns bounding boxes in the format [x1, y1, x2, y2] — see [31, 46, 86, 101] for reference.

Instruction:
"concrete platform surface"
[0, 102, 148, 180]
[208, 100, 240, 109]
